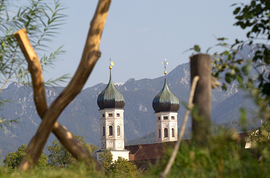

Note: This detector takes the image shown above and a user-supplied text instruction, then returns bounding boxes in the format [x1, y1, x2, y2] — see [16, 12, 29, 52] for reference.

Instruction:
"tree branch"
[17, 0, 111, 171]
[14, 28, 47, 117]
[14, 28, 103, 171]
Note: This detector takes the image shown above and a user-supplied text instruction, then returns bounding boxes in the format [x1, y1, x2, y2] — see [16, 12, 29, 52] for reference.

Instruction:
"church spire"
[97, 60, 125, 110]
[96, 59, 129, 162]
[152, 59, 180, 143]
[152, 59, 180, 113]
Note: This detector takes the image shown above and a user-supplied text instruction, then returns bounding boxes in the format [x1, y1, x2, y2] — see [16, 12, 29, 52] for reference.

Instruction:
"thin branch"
[0, 78, 9, 93]
[160, 76, 200, 178]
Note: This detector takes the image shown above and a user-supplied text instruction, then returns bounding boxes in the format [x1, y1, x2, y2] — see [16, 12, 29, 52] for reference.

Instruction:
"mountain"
[127, 89, 259, 146]
[0, 62, 256, 159]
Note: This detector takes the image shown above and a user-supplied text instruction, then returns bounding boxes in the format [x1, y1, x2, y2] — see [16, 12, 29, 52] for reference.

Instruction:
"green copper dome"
[152, 76, 180, 113]
[97, 71, 125, 110]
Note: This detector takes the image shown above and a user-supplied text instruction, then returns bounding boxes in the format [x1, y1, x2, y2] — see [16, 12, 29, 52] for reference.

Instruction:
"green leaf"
[221, 83, 227, 91]
[194, 45, 201, 52]
[233, 7, 241, 15]
[217, 37, 228, 41]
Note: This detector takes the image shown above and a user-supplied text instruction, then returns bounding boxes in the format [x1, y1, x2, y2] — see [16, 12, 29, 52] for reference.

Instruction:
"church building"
[152, 67, 180, 143]
[95, 59, 180, 163]
[95, 62, 130, 162]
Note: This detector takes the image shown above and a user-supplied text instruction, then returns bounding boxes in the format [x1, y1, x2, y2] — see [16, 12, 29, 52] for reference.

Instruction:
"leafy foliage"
[249, 120, 270, 145]
[99, 150, 137, 177]
[207, 0, 270, 127]
[0, 0, 68, 130]
[145, 129, 270, 178]
[3, 144, 47, 170]
[108, 157, 137, 177]
[0, 0, 66, 88]
[47, 134, 97, 167]
[99, 149, 113, 171]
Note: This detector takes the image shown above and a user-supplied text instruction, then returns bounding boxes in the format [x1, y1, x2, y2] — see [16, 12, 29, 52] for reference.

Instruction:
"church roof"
[97, 70, 125, 110]
[152, 76, 180, 113]
[125, 142, 178, 163]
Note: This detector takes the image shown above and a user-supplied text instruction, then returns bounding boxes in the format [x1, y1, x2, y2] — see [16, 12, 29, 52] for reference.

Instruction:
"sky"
[39, 0, 249, 88]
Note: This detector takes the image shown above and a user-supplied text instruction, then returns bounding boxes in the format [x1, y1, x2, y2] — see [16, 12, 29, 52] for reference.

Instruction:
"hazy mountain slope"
[127, 89, 259, 146]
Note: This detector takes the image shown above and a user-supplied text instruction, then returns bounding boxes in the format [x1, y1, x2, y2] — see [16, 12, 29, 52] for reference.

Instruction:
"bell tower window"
[117, 126, 120, 136]
[109, 126, 113, 136]
[164, 128, 168, 137]
[102, 126, 105, 136]
[172, 128, 175, 137]
[158, 129, 161, 138]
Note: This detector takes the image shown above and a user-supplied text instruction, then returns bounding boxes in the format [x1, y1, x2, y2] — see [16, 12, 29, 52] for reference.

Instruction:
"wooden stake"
[190, 54, 212, 146]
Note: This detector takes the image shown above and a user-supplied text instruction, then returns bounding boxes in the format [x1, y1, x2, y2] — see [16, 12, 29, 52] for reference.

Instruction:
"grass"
[1, 128, 270, 177]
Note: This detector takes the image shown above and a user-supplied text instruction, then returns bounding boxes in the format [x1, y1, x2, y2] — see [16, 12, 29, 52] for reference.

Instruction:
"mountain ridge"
[0, 61, 254, 159]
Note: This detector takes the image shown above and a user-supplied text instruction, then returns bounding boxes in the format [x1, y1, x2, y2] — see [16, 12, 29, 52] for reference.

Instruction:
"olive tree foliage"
[47, 135, 99, 167]
[3, 144, 47, 170]
[0, 0, 67, 130]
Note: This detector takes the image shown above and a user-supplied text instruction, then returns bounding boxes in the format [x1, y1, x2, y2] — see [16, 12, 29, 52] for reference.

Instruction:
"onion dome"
[97, 68, 125, 110]
[152, 66, 180, 113]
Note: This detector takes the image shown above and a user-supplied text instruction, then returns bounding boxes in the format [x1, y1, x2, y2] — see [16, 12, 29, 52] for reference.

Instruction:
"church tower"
[152, 59, 180, 143]
[96, 61, 129, 161]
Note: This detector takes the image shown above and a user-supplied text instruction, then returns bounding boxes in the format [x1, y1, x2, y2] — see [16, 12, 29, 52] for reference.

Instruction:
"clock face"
[117, 141, 122, 148]
[101, 142, 106, 149]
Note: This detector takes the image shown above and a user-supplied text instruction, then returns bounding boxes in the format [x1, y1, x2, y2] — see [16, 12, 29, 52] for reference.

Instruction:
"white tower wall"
[99, 108, 125, 150]
[97, 108, 129, 162]
[155, 112, 178, 143]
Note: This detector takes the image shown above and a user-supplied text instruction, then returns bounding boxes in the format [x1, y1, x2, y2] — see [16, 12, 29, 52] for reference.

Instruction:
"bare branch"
[14, 28, 47, 117]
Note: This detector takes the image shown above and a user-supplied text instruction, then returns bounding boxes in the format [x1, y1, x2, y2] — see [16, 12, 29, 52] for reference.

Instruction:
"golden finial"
[109, 58, 114, 70]
[162, 58, 168, 75]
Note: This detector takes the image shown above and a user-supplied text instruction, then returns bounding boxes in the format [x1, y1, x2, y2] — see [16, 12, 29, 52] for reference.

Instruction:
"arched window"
[109, 126, 113, 136]
[117, 126, 120, 136]
[172, 128, 175, 137]
[164, 128, 168, 137]
[158, 129, 161, 138]
[102, 126, 105, 136]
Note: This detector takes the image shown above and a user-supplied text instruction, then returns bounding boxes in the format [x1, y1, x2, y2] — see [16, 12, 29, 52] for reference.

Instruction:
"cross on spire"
[109, 58, 114, 70]
[162, 58, 168, 75]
